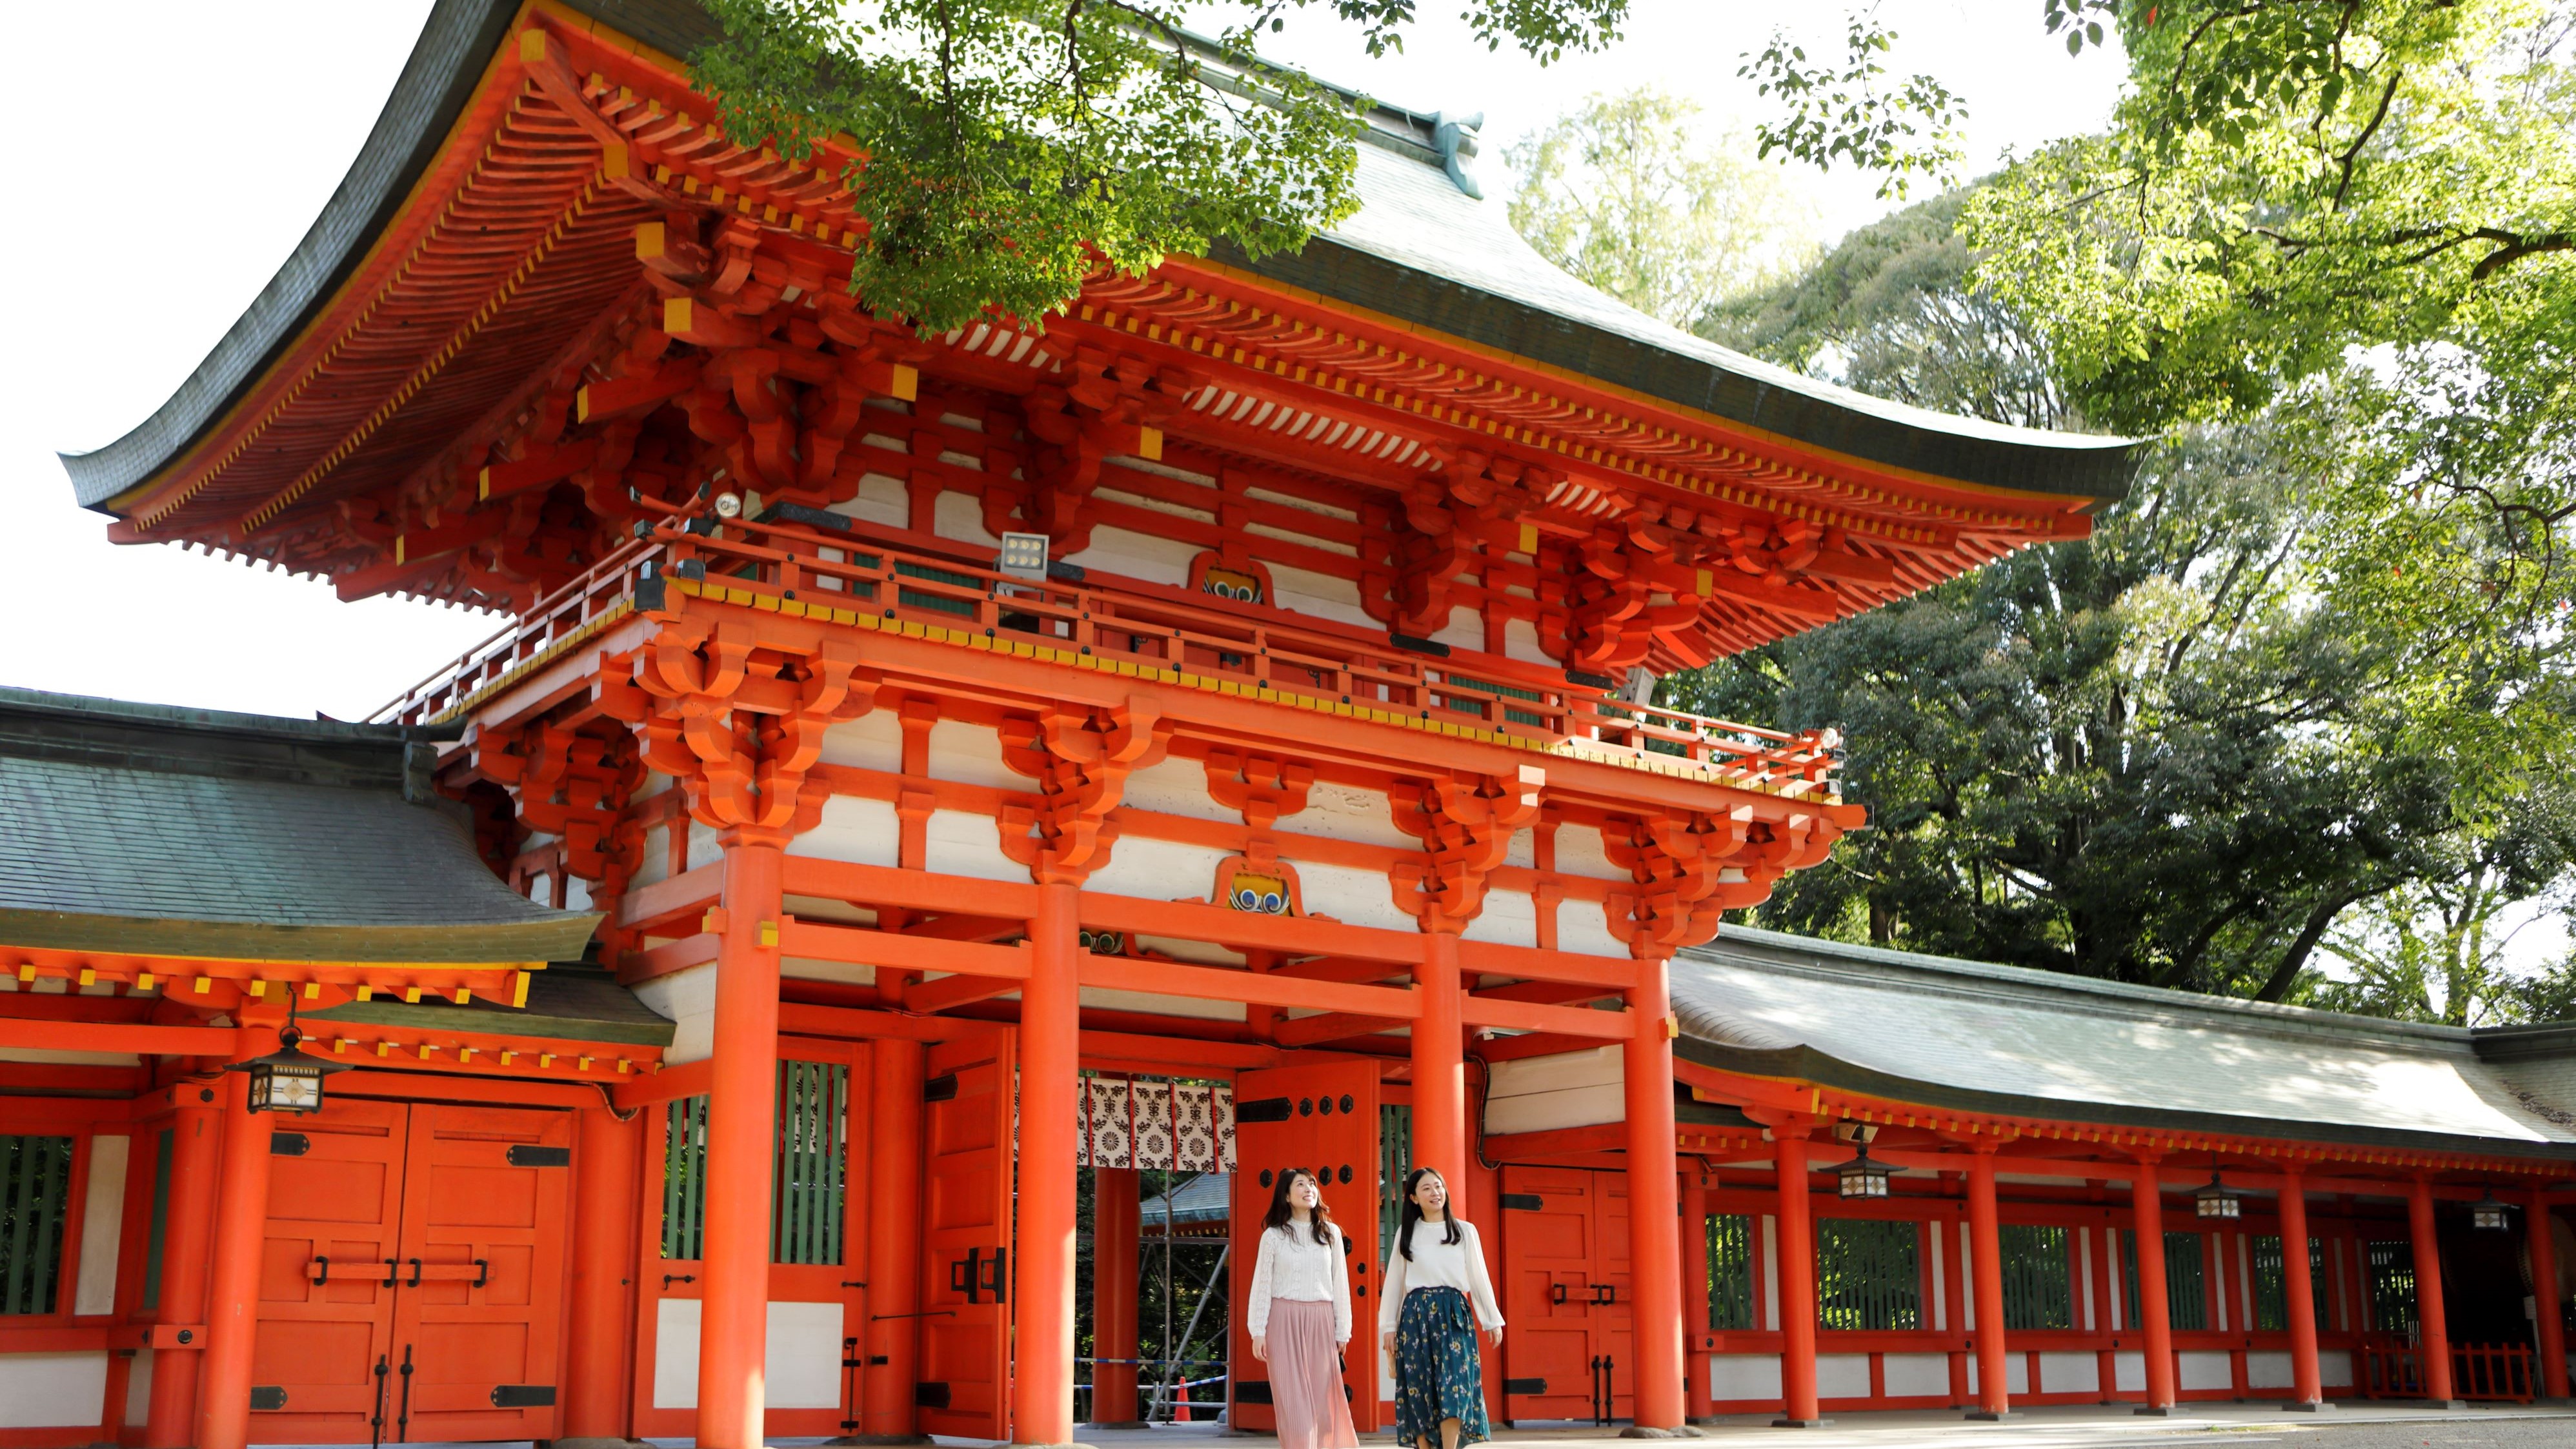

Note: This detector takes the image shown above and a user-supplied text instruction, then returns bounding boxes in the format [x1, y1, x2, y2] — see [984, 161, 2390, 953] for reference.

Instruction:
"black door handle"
[396, 1343, 415, 1443]
[407, 1258, 423, 1288]
[663, 1274, 696, 1289]
[471, 1259, 489, 1288]
[312, 1256, 330, 1286]
[1552, 1283, 1567, 1306]
[383, 1259, 399, 1288]
[369, 1353, 389, 1449]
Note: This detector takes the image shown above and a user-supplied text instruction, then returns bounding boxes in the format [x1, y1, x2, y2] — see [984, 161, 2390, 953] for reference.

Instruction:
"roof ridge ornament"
[1432, 111, 1484, 199]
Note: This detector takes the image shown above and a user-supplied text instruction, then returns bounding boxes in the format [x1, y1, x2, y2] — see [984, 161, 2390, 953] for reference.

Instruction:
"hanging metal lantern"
[2470, 1190, 2513, 1232]
[2193, 1165, 2242, 1220]
[225, 1024, 348, 1116]
[1833, 1140, 1897, 1199]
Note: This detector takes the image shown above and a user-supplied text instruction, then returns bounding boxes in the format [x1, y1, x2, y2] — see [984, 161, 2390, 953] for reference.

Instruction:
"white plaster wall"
[1431, 605, 1482, 651]
[1958, 1224, 1975, 1328]
[2178, 1350, 2233, 1391]
[1816, 1354, 1870, 1399]
[1302, 782, 1412, 850]
[1485, 1048, 1623, 1135]
[1761, 1216, 1780, 1330]
[653, 1299, 844, 1409]
[2039, 1352, 2098, 1394]
[2323, 1351, 2355, 1388]
[1551, 824, 1624, 879]
[2113, 1351, 2146, 1392]
[2078, 1227, 2097, 1329]
[632, 823, 671, 890]
[1555, 901, 1626, 958]
[74, 1135, 126, 1315]
[782, 957, 876, 988]
[934, 490, 1001, 550]
[1504, 617, 1552, 666]
[1931, 1231, 1948, 1331]
[124, 1348, 153, 1424]
[2246, 1351, 2296, 1390]
[928, 722, 1023, 790]
[1118, 757, 1232, 824]
[926, 809, 1027, 882]
[828, 472, 909, 530]
[1080, 987, 1246, 1022]
[1065, 526, 1196, 590]
[1292, 861, 1414, 932]
[634, 963, 718, 1066]
[1711, 1355, 1783, 1401]
[1131, 934, 1245, 966]
[1084, 837, 1234, 903]
[1459, 887, 1537, 948]
[820, 710, 903, 772]
[1963, 1354, 2028, 1394]
[787, 796, 901, 868]
[1269, 563, 1376, 631]
[0, 1352, 108, 1427]
[1883, 1353, 1949, 1397]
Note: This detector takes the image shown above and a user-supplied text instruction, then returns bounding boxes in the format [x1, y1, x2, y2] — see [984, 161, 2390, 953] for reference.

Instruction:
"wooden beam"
[778, 919, 1032, 981]
[1078, 954, 1418, 1019]
[903, 972, 1023, 1015]
[1078, 897, 1424, 964]
[620, 933, 718, 985]
[1273, 1013, 1406, 1048]
[1462, 996, 1632, 1039]
[781, 857, 1042, 919]
[776, 1001, 981, 1043]
[618, 863, 723, 931]
[0, 1019, 237, 1057]
[1472, 1032, 1610, 1063]
[1456, 941, 1640, 990]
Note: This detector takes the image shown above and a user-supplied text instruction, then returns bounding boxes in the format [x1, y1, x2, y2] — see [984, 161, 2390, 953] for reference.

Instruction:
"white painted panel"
[2078, 1227, 2097, 1330]
[1083, 837, 1233, 903]
[2322, 1350, 2355, 1388]
[74, 1135, 126, 1315]
[1080, 988, 1245, 1022]
[1552, 823, 1621, 879]
[787, 795, 901, 867]
[2038, 1352, 2098, 1394]
[124, 1348, 152, 1425]
[1760, 1216, 1779, 1330]
[1269, 563, 1376, 631]
[1121, 757, 1232, 823]
[566, 877, 594, 911]
[828, 472, 909, 530]
[781, 957, 877, 987]
[1555, 901, 1625, 957]
[1293, 861, 1415, 932]
[1460, 887, 1536, 947]
[654, 1299, 847, 1409]
[820, 710, 903, 771]
[1504, 826, 1535, 869]
[926, 808, 1027, 881]
[1485, 1083, 1624, 1136]
[1882, 1353, 1949, 1397]
[631, 823, 671, 890]
[1065, 526, 1196, 589]
[2246, 1350, 2296, 1390]
[1302, 781, 1413, 849]
[928, 721, 1024, 790]
[1490, 1046, 1620, 1098]
[634, 963, 718, 1066]
[1485, 1048, 1623, 1135]
[1962, 1354, 2028, 1395]
[2178, 1350, 2233, 1390]
[1958, 1223, 1975, 1329]
[933, 490, 1001, 549]
[1130, 934, 1243, 966]
[1710, 1355, 1782, 1402]
[0, 1048, 136, 1066]
[1431, 606, 1482, 650]
[2237, 1236, 2255, 1332]
[1503, 617, 1551, 666]
[1816, 1354, 1870, 1399]
[2106, 1230, 2126, 1330]
[0, 1352, 108, 1427]
[2113, 1351, 2146, 1392]
[1931, 1224, 1948, 1330]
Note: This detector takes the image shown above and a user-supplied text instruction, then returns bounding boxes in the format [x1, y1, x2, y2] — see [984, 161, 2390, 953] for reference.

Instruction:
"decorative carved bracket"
[596, 625, 874, 844]
[1203, 749, 1314, 832]
[1389, 766, 1545, 931]
[1602, 806, 1840, 956]
[998, 698, 1170, 884]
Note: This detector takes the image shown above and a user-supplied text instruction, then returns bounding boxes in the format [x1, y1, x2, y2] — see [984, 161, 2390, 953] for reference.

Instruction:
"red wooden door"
[1593, 1170, 1633, 1422]
[1498, 1164, 1599, 1423]
[250, 1098, 410, 1441]
[916, 1029, 1016, 1440]
[1229, 1061, 1382, 1432]
[389, 1104, 572, 1442]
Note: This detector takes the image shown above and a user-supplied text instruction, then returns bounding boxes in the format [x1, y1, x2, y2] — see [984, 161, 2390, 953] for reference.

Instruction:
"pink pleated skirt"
[1266, 1297, 1358, 1449]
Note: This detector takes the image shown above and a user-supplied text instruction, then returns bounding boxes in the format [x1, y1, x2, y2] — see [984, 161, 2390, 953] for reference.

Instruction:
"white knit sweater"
[1378, 1219, 1504, 1332]
[1245, 1221, 1353, 1341]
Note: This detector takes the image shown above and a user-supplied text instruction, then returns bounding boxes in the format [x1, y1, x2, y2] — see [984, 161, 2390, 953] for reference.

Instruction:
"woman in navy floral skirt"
[1376, 1168, 1503, 1449]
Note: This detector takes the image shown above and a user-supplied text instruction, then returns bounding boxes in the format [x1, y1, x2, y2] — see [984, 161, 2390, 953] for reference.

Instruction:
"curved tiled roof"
[62, 0, 2135, 515]
[1673, 926, 2576, 1160]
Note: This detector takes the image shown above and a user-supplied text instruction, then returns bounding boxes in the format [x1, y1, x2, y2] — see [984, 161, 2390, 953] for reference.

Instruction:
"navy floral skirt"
[1393, 1286, 1489, 1448]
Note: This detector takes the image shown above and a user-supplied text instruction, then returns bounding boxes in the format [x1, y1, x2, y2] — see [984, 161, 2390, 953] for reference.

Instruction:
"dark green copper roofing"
[0, 688, 599, 963]
[307, 964, 674, 1046]
[1675, 926, 2576, 1162]
[60, 0, 2137, 514]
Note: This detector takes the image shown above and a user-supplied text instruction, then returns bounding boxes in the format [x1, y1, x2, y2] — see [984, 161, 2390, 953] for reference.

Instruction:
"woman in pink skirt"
[1247, 1168, 1357, 1449]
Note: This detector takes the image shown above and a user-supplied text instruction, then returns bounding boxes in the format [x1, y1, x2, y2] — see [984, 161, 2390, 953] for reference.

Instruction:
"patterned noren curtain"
[1078, 1075, 1235, 1171]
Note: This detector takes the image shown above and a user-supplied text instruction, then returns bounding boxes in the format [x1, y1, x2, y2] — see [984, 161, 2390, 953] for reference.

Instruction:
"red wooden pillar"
[561, 1104, 643, 1446]
[1089, 1167, 1143, 1428]
[2277, 1170, 2327, 1411]
[2531, 1188, 2568, 1401]
[1623, 955, 1685, 1432]
[2407, 1177, 2461, 1407]
[2129, 1161, 2177, 1414]
[863, 1037, 927, 1439]
[1412, 928, 1467, 1194]
[142, 1086, 221, 1449]
[1773, 1128, 1824, 1427]
[698, 840, 785, 1449]
[1014, 879, 1082, 1448]
[1964, 1145, 2012, 1419]
[197, 1028, 277, 1449]
[1681, 1163, 1714, 1423]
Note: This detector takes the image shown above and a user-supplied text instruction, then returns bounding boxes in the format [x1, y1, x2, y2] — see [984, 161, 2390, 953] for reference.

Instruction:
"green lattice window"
[661, 1061, 849, 1265]
[2366, 1239, 2417, 1336]
[2123, 1230, 2208, 1332]
[1378, 1105, 1412, 1249]
[1707, 1213, 1755, 1330]
[1815, 1218, 1920, 1330]
[1, 1135, 74, 1316]
[142, 1128, 175, 1310]
[2250, 1235, 2331, 1332]
[897, 561, 983, 616]
[1999, 1224, 2075, 1330]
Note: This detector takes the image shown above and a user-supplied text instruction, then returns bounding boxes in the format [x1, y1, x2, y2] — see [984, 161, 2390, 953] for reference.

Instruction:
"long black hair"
[1262, 1167, 1335, 1245]
[1396, 1166, 1463, 1261]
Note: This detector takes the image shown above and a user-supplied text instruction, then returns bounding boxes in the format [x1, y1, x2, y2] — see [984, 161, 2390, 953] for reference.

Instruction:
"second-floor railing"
[374, 512, 1840, 801]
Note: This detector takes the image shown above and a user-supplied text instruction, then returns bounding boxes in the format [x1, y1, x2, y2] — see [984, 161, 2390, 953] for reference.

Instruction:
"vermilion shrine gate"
[8, 3, 2575, 1448]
